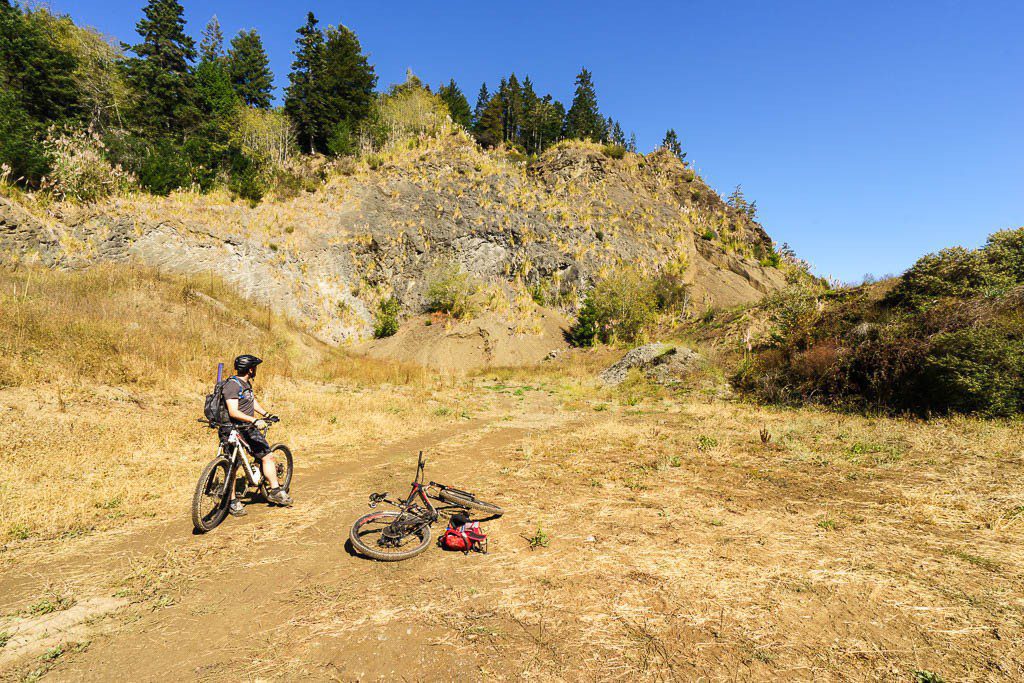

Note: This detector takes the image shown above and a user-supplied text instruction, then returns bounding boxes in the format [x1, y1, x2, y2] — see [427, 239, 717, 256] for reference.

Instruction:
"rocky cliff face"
[1, 134, 788, 345]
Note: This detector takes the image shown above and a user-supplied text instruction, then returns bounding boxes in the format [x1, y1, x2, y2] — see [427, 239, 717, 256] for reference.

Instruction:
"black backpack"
[203, 377, 242, 425]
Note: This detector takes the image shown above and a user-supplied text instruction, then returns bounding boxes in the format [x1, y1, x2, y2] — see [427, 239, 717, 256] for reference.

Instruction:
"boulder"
[599, 343, 704, 386]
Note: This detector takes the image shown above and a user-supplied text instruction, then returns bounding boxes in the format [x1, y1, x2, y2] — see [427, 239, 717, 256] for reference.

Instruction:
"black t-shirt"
[222, 375, 255, 424]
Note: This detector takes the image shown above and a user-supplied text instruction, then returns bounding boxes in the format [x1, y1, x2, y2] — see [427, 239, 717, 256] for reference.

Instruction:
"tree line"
[1, 0, 690, 201]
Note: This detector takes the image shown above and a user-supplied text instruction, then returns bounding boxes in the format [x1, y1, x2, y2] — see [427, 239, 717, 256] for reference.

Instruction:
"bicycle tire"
[439, 489, 504, 517]
[259, 444, 294, 498]
[192, 456, 232, 533]
[349, 510, 432, 561]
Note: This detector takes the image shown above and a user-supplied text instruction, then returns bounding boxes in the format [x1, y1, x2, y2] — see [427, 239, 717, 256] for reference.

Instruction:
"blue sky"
[50, 0, 1023, 282]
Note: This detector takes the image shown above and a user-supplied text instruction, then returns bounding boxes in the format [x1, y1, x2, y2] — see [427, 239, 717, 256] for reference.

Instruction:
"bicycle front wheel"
[259, 444, 293, 497]
[192, 456, 232, 533]
[349, 510, 432, 561]
[439, 489, 504, 517]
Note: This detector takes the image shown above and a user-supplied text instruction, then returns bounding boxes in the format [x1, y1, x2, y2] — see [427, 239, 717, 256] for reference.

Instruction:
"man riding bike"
[222, 354, 293, 515]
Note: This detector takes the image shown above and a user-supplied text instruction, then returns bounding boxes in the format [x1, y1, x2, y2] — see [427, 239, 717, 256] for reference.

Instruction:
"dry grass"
[430, 395, 1024, 680]
[0, 264, 472, 551]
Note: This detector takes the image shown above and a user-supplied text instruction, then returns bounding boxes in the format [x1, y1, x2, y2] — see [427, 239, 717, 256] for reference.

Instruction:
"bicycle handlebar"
[197, 416, 280, 429]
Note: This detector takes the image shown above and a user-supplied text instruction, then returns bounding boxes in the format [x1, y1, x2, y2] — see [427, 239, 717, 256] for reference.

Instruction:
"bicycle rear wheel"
[439, 489, 504, 517]
[349, 510, 432, 561]
[192, 456, 232, 533]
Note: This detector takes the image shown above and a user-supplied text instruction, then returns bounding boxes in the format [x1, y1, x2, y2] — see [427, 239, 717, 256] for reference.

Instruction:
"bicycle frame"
[369, 452, 443, 527]
[221, 428, 263, 489]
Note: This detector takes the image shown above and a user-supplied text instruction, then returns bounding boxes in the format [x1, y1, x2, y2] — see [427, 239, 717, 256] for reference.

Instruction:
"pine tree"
[472, 82, 489, 129]
[122, 0, 198, 134]
[518, 76, 539, 150]
[437, 78, 471, 129]
[284, 12, 326, 153]
[565, 67, 604, 141]
[474, 94, 503, 148]
[610, 120, 626, 146]
[660, 128, 686, 162]
[1, 2, 80, 122]
[227, 29, 273, 109]
[318, 23, 376, 152]
[122, 0, 196, 134]
[0, 2, 81, 183]
[199, 15, 224, 63]
[727, 185, 757, 220]
[627, 132, 638, 153]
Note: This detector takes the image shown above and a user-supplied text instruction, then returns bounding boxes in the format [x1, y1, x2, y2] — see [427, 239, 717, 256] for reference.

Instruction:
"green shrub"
[984, 227, 1024, 283]
[569, 268, 657, 346]
[0, 93, 49, 185]
[424, 263, 479, 318]
[115, 138, 193, 196]
[601, 144, 626, 159]
[227, 152, 265, 204]
[918, 324, 1024, 416]
[568, 293, 600, 347]
[886, 247, 1007, 309]
[373, 296, 401, 338]
[327, 119, 356, 157]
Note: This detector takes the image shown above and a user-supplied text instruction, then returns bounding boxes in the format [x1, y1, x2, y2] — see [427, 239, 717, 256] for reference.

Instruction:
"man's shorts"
[219, 424, 272, 460]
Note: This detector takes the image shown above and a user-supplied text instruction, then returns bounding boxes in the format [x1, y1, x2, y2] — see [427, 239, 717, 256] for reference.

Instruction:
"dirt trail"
[1, 391, 576, 681]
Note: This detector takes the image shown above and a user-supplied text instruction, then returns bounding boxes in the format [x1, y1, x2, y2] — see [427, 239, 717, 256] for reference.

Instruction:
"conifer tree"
[727, 185, 757, 220]
[227, 29, 273, 109]
[661, 128, 686, 162]
[474, 93, 503, 148]
[627, 132, 638, 153]
[199, 15, 224, 63]
[565, 67, 604, 141]
[472, 82, 489, 129]
[0, 1, 81, 182]
[318, 23, 376, 151]
[122, 0, 197, 133]
[437, 79, 471, 129]
[610, 120, 626, 146]
[284, 12, 326, 153]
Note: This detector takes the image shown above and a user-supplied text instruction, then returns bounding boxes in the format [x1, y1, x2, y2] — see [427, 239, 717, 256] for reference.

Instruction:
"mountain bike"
[349, 451, 503, 561]
[191, 417, 293, 533]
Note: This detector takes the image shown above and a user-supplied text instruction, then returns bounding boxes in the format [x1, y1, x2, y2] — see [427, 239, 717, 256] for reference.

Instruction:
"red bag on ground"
[440, 515, 487, 553]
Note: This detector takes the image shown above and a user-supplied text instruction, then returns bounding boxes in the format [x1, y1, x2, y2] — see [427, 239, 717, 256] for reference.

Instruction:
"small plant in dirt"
[373, 296, 401, 338]
[697, 435, 717, 452]
[914, 671, 945, 683]
[0, 631, 10, 648]
[524, 526, 550, 550]
[25, 591, 75, 616]
[759, 426, 772, 445]
[8, 523, 31, 541]
[816, 517, 838, 531]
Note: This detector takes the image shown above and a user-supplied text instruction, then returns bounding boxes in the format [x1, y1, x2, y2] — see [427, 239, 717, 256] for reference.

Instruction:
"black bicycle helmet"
[233, 354, 263, 373]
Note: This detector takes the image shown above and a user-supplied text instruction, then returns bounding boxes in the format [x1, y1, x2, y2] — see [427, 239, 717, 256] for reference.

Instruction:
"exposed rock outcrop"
[1, 137, 790, 347]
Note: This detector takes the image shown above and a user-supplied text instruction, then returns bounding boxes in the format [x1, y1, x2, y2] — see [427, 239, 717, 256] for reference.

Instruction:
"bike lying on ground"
[349, 451, 503, 561]
[191, 417, 293, 533]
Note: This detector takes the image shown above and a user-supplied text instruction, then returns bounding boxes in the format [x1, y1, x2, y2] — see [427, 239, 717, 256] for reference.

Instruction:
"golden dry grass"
[0, 264, 482, 550]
